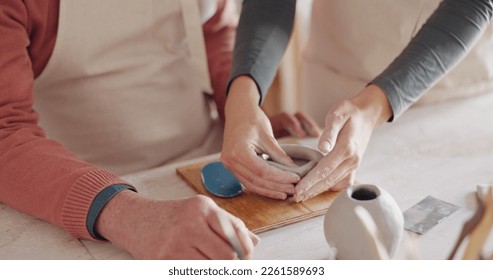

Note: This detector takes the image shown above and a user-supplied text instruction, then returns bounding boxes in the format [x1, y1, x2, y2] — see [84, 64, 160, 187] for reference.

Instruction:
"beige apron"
[301, 0, 493, 124]
[34, 0, 222, 175]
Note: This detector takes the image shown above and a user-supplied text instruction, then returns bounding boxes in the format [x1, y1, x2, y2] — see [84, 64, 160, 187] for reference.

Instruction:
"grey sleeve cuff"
[371, 0, 493, 121]
[227, 0, 296, 104]
[86, 184, 137, 240]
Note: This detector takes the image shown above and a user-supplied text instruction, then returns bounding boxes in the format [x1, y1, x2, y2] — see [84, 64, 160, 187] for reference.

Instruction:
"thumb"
[319, 110, 349, 153]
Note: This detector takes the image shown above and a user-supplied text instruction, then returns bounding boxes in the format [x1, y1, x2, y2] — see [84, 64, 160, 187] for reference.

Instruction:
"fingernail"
[300, 194, 311, 202]
[252, 234, 261, 245]
[295, 194, 305, 203]
[320, 140, 332, 153]
[302, 190, 314, 200]
[297, 188, 305, 196]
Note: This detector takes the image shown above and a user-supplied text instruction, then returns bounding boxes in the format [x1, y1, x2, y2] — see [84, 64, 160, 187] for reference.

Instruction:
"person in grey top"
[221, 0, 493, 201]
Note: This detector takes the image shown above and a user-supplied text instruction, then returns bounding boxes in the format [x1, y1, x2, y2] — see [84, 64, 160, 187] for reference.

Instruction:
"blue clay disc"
[200, 162, 243, 198]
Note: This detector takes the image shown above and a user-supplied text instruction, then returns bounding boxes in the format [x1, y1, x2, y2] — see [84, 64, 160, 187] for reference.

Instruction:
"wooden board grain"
[176, 161, 340, 234]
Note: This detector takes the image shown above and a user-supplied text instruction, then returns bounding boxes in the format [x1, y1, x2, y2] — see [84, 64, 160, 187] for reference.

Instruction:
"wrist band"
[86, 184, 137, 240]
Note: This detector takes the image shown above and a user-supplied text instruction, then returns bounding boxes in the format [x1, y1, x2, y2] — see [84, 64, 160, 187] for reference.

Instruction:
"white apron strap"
[180, 0, 213, 94]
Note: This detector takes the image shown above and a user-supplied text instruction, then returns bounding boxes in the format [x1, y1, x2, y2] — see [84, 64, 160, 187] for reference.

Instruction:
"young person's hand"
[221, 76, 301, 200]
[294, 85, 393, 202]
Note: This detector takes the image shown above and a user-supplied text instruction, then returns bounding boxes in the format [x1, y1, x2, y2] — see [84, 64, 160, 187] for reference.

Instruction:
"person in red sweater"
[0, 0, 318, 259]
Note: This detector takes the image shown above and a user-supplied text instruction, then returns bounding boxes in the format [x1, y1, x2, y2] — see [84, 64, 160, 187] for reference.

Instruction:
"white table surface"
[1, 93, 493, 260]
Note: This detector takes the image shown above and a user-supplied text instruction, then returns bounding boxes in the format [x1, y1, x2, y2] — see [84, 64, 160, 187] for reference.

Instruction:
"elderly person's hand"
[95, 191, 259, 259]
[294, 85, 393, 202]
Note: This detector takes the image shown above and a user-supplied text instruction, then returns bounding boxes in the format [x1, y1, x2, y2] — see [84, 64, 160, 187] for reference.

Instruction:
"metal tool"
[404, 196, 459, 235]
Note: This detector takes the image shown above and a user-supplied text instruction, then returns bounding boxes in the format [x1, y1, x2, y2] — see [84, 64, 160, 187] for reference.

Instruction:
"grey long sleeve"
[230, 0, 493, 119]
[228, 0, 296, 103]
[371, 0, 493, 120]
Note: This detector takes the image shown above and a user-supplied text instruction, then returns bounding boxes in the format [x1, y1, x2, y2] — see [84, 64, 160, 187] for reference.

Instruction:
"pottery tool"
[403, 196, 459, 235]
[461, 185, 493, 259]
[261, 144, 323, 178]
[448, 186, 486, 259]
[200, 162, 243, 198]
[216, 212, 246, 260]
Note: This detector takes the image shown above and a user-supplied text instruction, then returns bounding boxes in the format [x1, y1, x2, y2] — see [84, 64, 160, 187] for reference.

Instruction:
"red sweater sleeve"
[0, 1, 129, 240]
[202, 0, 239, 122]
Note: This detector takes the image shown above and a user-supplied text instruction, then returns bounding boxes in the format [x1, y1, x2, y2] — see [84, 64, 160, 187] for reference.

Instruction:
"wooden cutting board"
[176, 161, 340, 234]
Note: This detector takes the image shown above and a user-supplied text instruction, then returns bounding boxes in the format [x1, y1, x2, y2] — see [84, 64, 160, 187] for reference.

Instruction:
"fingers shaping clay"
[264, 144, 323, 178]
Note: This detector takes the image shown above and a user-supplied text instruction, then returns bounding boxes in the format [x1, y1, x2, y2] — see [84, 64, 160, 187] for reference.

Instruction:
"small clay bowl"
[263, 144, 323, 178]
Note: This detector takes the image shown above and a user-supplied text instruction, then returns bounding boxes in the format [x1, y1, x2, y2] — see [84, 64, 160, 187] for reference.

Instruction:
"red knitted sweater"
[0, 0, 237, 240]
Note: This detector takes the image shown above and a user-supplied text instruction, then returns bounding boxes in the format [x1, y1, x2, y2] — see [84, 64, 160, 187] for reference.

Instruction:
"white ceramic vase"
[323, 184, 404, 259]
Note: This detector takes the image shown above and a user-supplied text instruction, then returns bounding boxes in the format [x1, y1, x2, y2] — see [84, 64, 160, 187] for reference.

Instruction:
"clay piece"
[262, 144, 323, 178]
[354, 206, 390, 260]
